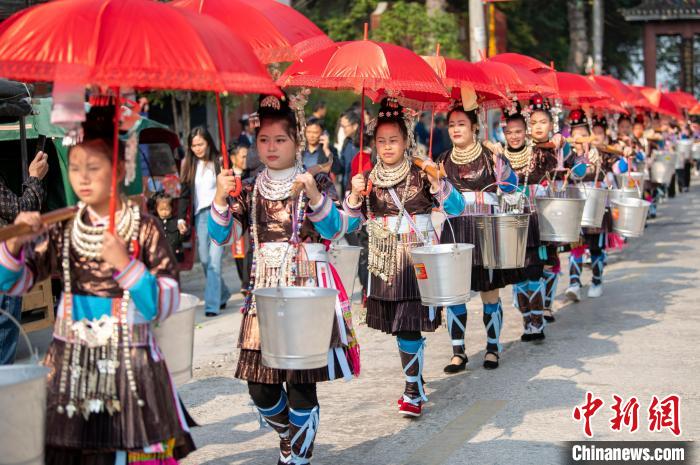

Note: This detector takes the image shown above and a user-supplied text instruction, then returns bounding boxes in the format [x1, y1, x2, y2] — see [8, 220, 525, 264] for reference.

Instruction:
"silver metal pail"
[0, 366, 49, 465]
[615, 172, 645, 198]
[608, 187, 640, 204]
[570, 185, 608, 228]
[410, 243, 474, 306]
[474, 213, 529, 269]
[0, 308, 49, 465]
[152, 293, 199, 386]
[535, 189, 587, 242]
[254, 287, 338, 370]
[650, 159, 675, 185]
[611, 198, 651, 238]
[328, 244, 361, 299]
[692, 142, 700, 161]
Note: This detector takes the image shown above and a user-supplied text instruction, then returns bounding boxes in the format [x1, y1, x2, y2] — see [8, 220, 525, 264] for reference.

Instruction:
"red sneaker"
[398, 397, 422, 417]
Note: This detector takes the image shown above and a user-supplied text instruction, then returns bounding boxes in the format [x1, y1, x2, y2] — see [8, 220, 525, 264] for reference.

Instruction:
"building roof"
[621, 0, 700, 21]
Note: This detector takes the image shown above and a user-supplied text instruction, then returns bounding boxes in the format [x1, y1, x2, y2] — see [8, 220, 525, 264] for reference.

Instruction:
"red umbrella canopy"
[665, 91, 698, 110]
[689, 103, 700, 116]
[633, 86, 683, 120]
[172, 0, 332, 64]
[0, 0, 280, 94]
[589, 75, 644, 109]
[472, 61, 555, 98]
[277, 40, 449, 102]
[555, 72, 610, 105]
[423, 56, 505, 103]
[489, 52, 558, 93]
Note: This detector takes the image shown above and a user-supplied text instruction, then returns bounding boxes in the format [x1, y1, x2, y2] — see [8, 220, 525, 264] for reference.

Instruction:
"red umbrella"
[489, 52, 558, 93]
[423, 56, 505, 104]
[555, 72, 610, 106]
[278, 29, 449, 169]
[172, 0, 332, 64]
[633, 86, 683, 120]
[277, 41, 448, 101]
[0, 0, 280, 230]
[0, 0, 279, 94]
[473, 60, 555, 98]
[589, 75, 643, 109]
[665, 91, 698, 110]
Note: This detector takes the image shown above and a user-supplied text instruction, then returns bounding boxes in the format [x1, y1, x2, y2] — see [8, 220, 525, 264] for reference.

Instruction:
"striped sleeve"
[497, 157, 518, 193]
[438, 180, 466, 216]
[0, 243, 35, 296]
[208, 203, 235, 246]
[115, 259, 157, 321]
[309, 193, 358, 240]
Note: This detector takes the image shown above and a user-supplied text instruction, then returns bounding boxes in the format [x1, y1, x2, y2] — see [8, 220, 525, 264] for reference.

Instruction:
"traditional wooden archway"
[622, 1, 700, 93]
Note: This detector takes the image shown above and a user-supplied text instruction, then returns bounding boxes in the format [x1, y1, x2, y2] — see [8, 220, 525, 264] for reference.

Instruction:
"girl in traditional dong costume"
[563, 113, 631, 302]
[0, 106, 195, 464]
[208, 93, 360, 465]
[499, 96, 586, 340]
[435, 90, 519, 373]
[343, 98, 466, 417]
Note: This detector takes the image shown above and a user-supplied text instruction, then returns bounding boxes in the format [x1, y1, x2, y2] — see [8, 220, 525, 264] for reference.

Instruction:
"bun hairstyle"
[252, 93, 299, 144]
[73, 105, 125, 162]
[447, 104, 479, 134]
[567, 108, 589, 129]
[617, 114, 632, 125]
[503, 99, 526, 126]
[592, 115, 608, 131]
[370, 97, 409, 140]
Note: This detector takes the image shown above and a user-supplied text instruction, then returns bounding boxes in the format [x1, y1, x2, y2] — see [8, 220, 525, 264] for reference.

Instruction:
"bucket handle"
[0, 306, 40, 364]
[618, 172, 643, 197]
[479, 181, 532, 213]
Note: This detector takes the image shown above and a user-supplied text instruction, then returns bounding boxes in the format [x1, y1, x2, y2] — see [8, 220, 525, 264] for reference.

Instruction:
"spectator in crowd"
[0, 150, 48, 364]
[301, 117, 338, 170]
[339, 110, 360, 194]
[179, 127, 231, 317]
[154, 193, 185, 262]
[237, 114, 255, 148]
[312, 100, 328, 126]
[229, 143, 249, 178]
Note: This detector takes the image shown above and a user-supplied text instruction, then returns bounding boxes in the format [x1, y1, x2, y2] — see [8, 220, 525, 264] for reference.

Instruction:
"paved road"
[174, 184, 700, 465]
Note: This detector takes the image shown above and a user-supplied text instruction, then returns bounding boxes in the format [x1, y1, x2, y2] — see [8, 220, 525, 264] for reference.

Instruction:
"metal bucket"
[410, 243, 474, 306]
[570, 185, 608, 228]
[0, 365, 49, 465]
[328, 244, 361, 299]
[535, 190, 587, 242]
[615, 172, 645, 198]
[611, 198, 651, 238]
[650, 159, 675, 185]
[692, 142, 700, 161]
[474, 213, 529, 269]
[152, 293, 199, 386]
[608, 187, 640, 204]
[254, 287, 338, 370]
[0, 308, 49, 465]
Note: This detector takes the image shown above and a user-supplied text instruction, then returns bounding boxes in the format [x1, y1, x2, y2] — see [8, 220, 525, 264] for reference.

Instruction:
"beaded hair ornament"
[567, 108, 589, 129]
[366, 96, 419, 158]
[524, 93, 560, 134]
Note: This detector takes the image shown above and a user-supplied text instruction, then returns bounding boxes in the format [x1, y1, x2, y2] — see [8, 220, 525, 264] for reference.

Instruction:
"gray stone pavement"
[177, 183, 700, 465]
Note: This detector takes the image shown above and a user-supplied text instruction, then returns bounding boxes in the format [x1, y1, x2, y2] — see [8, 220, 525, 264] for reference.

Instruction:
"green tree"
[371, 1, 462, 57]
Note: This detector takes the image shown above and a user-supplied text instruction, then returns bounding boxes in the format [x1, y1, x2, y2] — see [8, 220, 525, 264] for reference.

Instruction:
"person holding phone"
[301, 117, 337, 170]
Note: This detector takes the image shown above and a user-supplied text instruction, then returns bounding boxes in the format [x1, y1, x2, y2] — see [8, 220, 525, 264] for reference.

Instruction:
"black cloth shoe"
[443, 354, 468, 374]
[483, 351, 499, 370]
[205, 311, 219, 317]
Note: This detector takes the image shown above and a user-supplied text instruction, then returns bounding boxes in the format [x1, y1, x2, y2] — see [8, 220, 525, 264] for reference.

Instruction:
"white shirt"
[194, 160, 217, 214]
